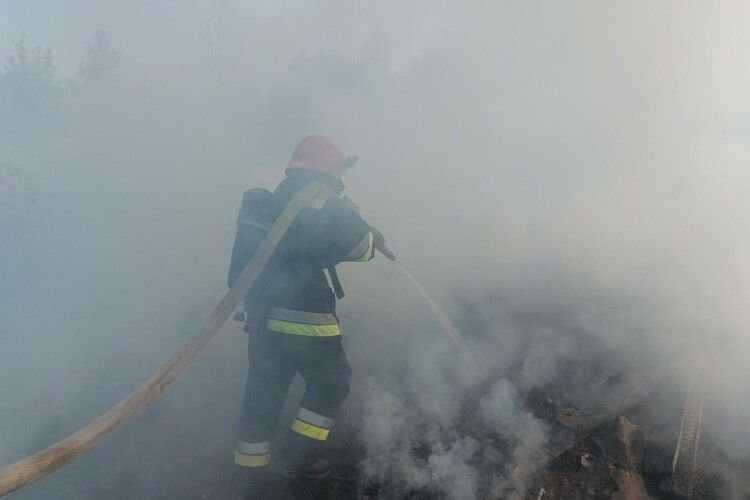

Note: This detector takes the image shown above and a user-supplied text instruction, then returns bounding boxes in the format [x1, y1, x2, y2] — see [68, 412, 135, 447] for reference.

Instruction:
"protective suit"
[227, 136, 386, 480]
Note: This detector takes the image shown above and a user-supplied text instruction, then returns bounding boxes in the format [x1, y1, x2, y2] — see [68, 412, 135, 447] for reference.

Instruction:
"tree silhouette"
[1, 34, 57, 112]
[78, 29, 121, 82]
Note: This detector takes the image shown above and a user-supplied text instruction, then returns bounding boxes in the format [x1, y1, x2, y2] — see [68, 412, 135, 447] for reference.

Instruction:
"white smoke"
[2, 1, 750, 498]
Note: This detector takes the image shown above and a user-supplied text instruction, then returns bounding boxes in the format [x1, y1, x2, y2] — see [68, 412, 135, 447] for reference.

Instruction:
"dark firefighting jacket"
[228, 168, 375, 337]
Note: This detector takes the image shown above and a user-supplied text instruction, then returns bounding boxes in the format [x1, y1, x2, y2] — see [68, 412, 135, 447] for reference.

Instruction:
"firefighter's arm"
[319, 199, 371, 263]
[322, 197, 395, 263]
[341, 196, 395, 261]
[341, 227, 377, 262]
[369, 226, 395, 261]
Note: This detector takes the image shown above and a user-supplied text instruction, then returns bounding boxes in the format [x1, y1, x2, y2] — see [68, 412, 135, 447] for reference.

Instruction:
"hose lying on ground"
[0, 181, 329, 497]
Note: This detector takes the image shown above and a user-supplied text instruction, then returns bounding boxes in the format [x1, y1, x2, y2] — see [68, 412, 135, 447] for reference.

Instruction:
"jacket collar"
[284, 167, 345, 194]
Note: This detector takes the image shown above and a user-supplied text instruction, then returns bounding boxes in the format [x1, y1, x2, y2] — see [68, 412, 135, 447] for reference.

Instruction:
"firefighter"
[227, 135, 394, 486]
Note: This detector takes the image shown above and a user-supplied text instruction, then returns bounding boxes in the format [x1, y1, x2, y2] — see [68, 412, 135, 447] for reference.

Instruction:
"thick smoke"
[2, 1, 750, 498]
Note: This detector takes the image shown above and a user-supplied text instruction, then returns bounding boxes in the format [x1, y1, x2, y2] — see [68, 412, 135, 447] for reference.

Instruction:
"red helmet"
[287, 135, 345, 178]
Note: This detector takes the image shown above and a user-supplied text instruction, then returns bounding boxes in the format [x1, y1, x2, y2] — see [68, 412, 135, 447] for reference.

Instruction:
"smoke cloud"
[2, 1, 750, 498]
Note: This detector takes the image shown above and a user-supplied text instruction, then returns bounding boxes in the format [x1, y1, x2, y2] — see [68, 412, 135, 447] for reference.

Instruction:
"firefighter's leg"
[283, 337, 351, 475]
[236, 330, 295, 469]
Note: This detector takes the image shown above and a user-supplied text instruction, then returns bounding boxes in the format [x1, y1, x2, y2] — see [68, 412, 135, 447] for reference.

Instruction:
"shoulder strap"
[327, 266, 345, 299]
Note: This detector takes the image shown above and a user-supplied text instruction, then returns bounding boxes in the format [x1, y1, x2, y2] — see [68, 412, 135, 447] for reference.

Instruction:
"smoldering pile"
[310, 290, 750, 499]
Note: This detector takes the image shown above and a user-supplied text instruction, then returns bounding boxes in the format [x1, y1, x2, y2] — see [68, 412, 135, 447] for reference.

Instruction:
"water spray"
[395, 262, 466, 352]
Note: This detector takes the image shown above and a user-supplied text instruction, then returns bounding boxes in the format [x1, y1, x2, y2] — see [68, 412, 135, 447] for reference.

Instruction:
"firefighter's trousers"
[235, 329, 351, 468]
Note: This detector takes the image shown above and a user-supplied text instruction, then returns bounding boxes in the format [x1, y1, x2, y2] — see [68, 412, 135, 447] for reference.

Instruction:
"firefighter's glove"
[370, 227, 396, 261]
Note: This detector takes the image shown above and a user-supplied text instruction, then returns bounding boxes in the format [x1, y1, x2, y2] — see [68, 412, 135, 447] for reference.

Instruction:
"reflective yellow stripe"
[266, 319, 341, 337]
[268, 308, 337, 325]
[343, 231, 375, 262]
[351, 232, 375, 262]
[234, 451, 270, 467]
[291, 418, 330, 441]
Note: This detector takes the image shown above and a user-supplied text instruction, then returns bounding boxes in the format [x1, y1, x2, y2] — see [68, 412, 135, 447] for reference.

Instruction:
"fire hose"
[0, 182, 468, 496]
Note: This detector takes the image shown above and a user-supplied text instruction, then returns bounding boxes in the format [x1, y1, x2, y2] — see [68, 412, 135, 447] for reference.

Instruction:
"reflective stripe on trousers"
[234, 440, 270, 467]
[291, 407, 334, 441]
